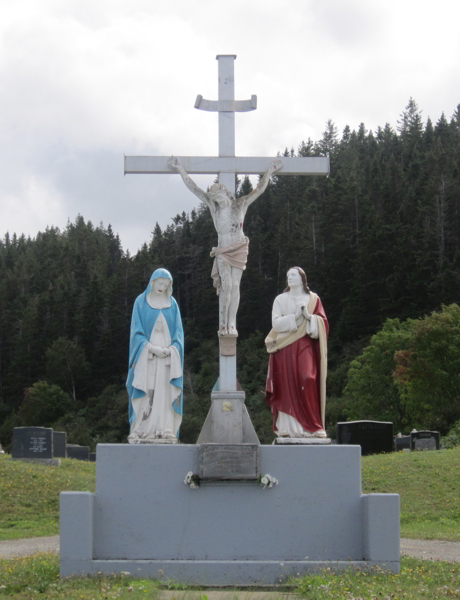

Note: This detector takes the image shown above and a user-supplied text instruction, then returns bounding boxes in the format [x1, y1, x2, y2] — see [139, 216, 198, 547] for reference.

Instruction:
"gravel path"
[0, 535, 59, 558]
[1, 536, 460, 563]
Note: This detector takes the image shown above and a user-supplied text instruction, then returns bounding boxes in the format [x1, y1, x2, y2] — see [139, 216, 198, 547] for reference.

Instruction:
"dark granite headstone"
[12, 427, 53, 459]
[336, 421, 393, 456]
[66, 444, 90, 461]
[394, 435, 411, 451]
[199, 444, 259, 479]
[410, 430, 440, 451]
[89, 453, 96, 462]
[53, 431, 67, 458]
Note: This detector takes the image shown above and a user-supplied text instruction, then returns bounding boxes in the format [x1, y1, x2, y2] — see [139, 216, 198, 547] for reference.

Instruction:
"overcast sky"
[1, 0, 459, 254]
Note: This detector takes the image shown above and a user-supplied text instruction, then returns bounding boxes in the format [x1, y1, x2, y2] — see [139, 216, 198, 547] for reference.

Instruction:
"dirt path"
[1, 536, 460, 563]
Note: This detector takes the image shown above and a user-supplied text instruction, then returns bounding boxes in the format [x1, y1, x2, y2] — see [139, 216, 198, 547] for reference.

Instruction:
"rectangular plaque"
[199, 444, 259, 480]
[12, 427, 53, 459]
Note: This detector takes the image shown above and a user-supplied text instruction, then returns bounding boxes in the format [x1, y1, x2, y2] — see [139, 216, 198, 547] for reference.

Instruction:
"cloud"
[0, 0, 459, 253]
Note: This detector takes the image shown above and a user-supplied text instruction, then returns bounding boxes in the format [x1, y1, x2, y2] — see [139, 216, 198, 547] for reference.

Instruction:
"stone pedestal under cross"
[125, 55, 329, 447]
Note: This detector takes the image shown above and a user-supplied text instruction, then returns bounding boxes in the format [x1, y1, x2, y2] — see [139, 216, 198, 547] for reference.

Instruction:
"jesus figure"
[168, 156, 283, 336]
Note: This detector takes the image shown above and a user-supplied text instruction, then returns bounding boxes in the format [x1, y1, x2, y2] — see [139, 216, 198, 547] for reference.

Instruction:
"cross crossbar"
[194, 95, 257, 112]
[124, 155, 330, 176]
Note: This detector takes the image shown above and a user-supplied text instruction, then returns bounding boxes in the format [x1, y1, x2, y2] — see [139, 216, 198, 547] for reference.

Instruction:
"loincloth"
[210, 237, 249, 295]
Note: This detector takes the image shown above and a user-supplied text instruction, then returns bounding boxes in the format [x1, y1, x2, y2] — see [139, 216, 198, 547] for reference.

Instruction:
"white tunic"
[128, 307, 182, 442]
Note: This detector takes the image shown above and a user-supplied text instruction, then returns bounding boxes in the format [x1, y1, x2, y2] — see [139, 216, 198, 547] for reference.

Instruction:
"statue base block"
[273, 437, 331, 445]
[60, 444, 400, 583]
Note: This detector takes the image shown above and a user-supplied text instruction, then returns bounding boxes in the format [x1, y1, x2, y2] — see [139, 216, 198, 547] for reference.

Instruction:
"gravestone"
[53, 431, 67, 458]
[336, 421, 393, 456]
[12, 427, 60, 465]
[394, 435, 411, 452]
[410, 430, 440, 451]
[0, 443, 4, 454]
[12, 427, 53, 459]
[89, 453, 96, 462]
[67, 445, 90, 461]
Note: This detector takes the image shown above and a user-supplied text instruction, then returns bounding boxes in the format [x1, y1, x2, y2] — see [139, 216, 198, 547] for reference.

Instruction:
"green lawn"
[1, 447, 459, 542]
[0, 456, 95, 540]
[362, 447, 460, 541]
[1, 450, 460, 598]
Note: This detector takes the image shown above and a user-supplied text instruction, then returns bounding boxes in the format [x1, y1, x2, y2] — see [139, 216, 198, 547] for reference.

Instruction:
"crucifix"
[125, 55, 329, 445]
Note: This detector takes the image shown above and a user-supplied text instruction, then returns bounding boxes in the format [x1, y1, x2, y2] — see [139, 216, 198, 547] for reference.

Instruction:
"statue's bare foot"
[313, 429, 327, 438]
[228, 325, 238, 337]
[218, 326, 228, 336]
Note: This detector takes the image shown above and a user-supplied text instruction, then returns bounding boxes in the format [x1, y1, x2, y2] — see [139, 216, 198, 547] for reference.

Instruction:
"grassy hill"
[1, 447, 459, 541]
[362, 446, 460, 540]
[0, 456, 95, 540]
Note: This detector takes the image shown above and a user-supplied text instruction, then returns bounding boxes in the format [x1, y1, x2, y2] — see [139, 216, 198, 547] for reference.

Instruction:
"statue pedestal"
[273, 437, 332, 445]
[196, 332, 260, 481]
[60, 444, 400, 583]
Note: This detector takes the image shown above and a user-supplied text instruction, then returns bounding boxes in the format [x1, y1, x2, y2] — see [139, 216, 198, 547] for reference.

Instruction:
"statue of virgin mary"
[126, 268, 184, 443]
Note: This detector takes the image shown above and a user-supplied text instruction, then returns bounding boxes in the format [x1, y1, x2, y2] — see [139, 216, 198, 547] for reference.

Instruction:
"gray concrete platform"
[60, 444, 400, 583]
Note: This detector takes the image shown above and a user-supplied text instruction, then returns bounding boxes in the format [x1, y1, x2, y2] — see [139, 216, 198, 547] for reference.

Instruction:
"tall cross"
[124, 55, 329, 406]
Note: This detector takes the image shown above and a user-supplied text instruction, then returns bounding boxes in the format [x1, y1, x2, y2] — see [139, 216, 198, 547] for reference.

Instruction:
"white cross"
[124, 55, 330, 193]
[124, 55, 329, 399]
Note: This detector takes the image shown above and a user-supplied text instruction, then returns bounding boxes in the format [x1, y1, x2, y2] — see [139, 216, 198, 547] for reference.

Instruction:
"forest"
[1, 98, 459, 449]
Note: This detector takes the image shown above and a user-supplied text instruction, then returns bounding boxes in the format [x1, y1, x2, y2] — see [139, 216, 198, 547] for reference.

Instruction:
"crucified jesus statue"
[168, 156, 283, 336]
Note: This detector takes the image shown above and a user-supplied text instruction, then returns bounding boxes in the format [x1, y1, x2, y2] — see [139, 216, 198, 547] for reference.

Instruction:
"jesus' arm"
[240, 158, 283, 207]
[168, 156, 213, 212]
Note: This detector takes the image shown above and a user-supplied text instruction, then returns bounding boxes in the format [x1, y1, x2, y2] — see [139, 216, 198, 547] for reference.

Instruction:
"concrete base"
[60, 559, 399, 585]
[197, 392, 259, 445]
[60, 444, 400, 583]
[11, 457, 60, 466]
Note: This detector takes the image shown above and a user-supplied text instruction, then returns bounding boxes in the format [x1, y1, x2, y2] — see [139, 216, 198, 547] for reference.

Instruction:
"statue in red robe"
[264, 267, 328, 438]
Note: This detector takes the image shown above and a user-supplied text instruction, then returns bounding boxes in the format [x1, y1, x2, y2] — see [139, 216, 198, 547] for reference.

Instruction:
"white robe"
[128, 311, 182, 441]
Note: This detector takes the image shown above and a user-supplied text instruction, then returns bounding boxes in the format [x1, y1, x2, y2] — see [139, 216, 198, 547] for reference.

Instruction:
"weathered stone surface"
[199, 443, 259, 479]
[12, 427, 53, 459]
[219, 335, 237, 356]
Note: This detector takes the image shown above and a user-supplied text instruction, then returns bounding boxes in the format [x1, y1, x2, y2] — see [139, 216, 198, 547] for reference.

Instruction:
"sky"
[1, 0, 459, 254]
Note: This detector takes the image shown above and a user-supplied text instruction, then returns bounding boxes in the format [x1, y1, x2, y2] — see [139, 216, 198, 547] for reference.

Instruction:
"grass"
[1, 447, 460, 542]
[362, 447, 460, 541]
[0, 456, 95, 540]
[0, 553, 459, 599]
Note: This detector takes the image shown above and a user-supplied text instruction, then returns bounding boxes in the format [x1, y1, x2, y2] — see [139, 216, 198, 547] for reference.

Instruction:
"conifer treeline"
[0, 99, 459, 447]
